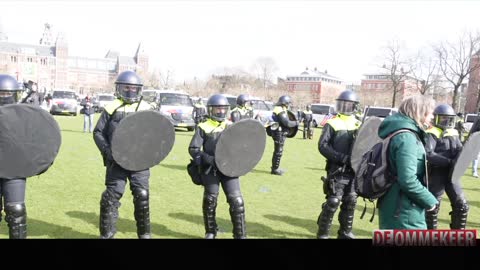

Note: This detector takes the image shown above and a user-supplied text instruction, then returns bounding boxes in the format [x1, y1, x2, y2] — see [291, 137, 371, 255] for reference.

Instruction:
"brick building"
[0, 24, 148, 95]
[464, 53, 480, 113]
[284, 67, 344, 105]
[359, 74, 419, 108]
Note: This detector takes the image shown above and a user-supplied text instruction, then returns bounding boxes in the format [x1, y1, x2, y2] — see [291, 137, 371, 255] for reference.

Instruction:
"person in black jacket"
[93, 71, 153, 239]
[189, 94, 246, 239]
[316, 90, 361, 239]
[425, 104, 468, 229]
[0, 74, 28, 238]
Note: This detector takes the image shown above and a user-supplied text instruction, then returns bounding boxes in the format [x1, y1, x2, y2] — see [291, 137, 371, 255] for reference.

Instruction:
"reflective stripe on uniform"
[104, 99, 152, 115]
[326, 114, 360, 131]
[198, 118, 231, 133]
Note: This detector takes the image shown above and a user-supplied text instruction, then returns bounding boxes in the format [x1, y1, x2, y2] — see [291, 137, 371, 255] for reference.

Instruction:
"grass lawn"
[1, 113, 479, 239]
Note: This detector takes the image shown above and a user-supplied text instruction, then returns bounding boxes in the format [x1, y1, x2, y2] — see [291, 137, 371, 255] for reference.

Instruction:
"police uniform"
[193, 102, 207, 125]
[0, 74, 27, 238]
[188, 94, 246, 239]
[425, 107, 468, 229]
[270, 97, 297, 176]
[301, 107, 313, 139]
[93, 71, 154, 239]
[230, 105, 254, 123]
[316, 90, 360, 239]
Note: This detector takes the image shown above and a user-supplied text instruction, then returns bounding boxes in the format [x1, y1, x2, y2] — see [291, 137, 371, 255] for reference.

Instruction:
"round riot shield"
[111, 110, 175, 171]
[285, 110, 299, 138]
[351, 117, 383, 174]
[0, 104, 61, 178]
[215, 119, 266, 177]
[451, 131, 480, 184]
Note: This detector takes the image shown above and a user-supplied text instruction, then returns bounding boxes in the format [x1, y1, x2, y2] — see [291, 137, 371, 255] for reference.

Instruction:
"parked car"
[93, 93, 115, 113]
[464, 113, 479, 133]
[222, 94, 237, 110]
[50, 89, 78, 116]
[362, 106, 398, 121]
[311, 103, 336, 127]
[156, 89, 195, 131]
[250, 98, 273, 125]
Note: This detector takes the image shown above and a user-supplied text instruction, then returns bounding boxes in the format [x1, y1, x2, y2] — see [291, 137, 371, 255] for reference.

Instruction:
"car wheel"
[73, 112, 77, 116]
[187, 127, 194, 132]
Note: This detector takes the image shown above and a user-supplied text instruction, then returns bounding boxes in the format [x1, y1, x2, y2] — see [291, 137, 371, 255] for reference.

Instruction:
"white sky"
[1, 0, 480, 84]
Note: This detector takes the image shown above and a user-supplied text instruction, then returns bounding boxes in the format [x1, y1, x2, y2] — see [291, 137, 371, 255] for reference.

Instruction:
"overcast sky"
[1, 0, 480, 84]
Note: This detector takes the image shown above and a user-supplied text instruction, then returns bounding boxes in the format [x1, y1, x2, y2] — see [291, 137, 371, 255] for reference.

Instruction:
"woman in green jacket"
[377, 95, 438, 229]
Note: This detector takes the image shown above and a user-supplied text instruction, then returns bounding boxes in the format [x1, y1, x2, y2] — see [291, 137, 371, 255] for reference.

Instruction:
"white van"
[50, 89, 78, 116]
[157, 89, 195, 131]
[464, 113, 479, 133]
[363, 106, 398, 121]
[311, 104, 336, 127]
[93, 93, 115, 113]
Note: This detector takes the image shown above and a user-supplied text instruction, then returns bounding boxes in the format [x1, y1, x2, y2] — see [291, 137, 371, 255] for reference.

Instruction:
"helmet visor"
[336, 100, 356, 115]
[435, 115, 455, 129]
[117, 84, 142, 103]
[208, 105, 230, 122]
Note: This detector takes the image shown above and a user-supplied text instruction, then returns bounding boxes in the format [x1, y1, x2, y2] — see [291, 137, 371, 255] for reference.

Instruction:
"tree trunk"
[452, 86, 459, 111]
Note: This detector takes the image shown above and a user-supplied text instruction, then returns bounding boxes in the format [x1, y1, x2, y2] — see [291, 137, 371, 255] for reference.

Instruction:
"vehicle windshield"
[365, 108, 394, 118]
[53, 91, 76, 99]
[466, 115, 478, 123]
[311, 105, 331, 114]
[225, 97, 236, 110]
[98, 95, 114, 101]
[159, 93, 193, 106]
[251, 100, 270, 111]
[142, 91, 157, 102]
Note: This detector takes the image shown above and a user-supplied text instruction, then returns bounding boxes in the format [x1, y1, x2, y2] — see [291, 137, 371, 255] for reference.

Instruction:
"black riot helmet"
[115, 70, 143, 104]
[0, 74, 25, 105]
[207, 94, 230, 122]
[335, 90, 359, 116]
[433, 103, 456, 130]
[276, 95, 292, 108]
[236, 94, 250, 106]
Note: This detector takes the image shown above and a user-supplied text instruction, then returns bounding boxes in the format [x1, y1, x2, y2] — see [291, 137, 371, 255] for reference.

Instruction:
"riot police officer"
[269, 95, 298, 176]
[425, 104, 468, 229]
[188, 94, 246, 239]
[455, 112, 466, 142]
[193, 98, 207, 125]
[316, 90, 361, 239]
[230, 94, 254, 123]
[21, 80, 40, 106]
[0, 74, 27, 238]
[302, 105, 313, 139]
[93, 70, 154, 239]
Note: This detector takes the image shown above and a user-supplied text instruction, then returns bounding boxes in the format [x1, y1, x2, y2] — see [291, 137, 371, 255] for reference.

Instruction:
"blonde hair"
[398, 95, 435, 127]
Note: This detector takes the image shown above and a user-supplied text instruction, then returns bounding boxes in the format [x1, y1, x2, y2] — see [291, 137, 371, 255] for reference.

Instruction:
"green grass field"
[1, 114, 479, 239]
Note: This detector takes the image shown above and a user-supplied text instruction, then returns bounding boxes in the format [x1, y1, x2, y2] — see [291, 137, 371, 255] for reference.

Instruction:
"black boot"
[99, 190, 120, 239]
[133, 188, 151, 239]
[229, 196, 246, 239]
[450, 199, 469, 229]
[337, 198, 356, 239]
[203, 193, 218, 239]
[271, 153, 284, 176]
[316, 197, 339, 239]
[5, 203, 27, 239]
[426, 202, 440, 229]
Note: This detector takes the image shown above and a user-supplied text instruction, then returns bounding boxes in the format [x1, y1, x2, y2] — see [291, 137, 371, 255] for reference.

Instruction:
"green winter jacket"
[377, 113, 438, 229]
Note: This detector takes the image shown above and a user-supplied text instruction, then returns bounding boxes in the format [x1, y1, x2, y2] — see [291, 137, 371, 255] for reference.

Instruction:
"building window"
[27, 57, 33, 62]
[10, 56, 17, 62]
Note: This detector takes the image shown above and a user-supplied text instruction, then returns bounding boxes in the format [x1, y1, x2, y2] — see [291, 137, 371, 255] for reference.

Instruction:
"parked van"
[50, 89, 78, 116]
[311, 103, 336, 127]
[156, 89, 195, 131]
[464, 113, 479, 133]
[93, 93, 115, 113]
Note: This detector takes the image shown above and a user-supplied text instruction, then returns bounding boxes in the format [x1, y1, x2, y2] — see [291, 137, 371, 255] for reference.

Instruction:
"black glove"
[194, 154, 203, 166]
[201, 152, 215, 166]
[104, 147, 114, 163]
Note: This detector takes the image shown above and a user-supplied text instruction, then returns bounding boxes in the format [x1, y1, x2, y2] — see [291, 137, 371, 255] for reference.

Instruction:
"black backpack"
[354, 129, 413, 221]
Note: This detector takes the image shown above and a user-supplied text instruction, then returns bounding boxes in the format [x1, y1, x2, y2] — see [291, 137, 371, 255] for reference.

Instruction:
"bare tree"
[251, 57, 279, 95]
[435, 31, 480, 110]
[381, 40, 410, 108]
[409, 50, 440, 95]
[159, 69, 174, 89]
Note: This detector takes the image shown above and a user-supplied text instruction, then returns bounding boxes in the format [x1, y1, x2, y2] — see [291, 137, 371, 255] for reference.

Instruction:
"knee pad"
[101, 190, 121, 208]
[133, 188, 149, 207]
[325, 197, 340, 211]
[5, 203, 26, 224]
[228, 196, 245, 214]
[203, 193, 218, 208]
[453, 199, 469, 214]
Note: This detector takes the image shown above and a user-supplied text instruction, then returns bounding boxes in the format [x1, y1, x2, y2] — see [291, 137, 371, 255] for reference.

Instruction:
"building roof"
[287, 68, 343, 81]
[0, 41, 55, 57]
